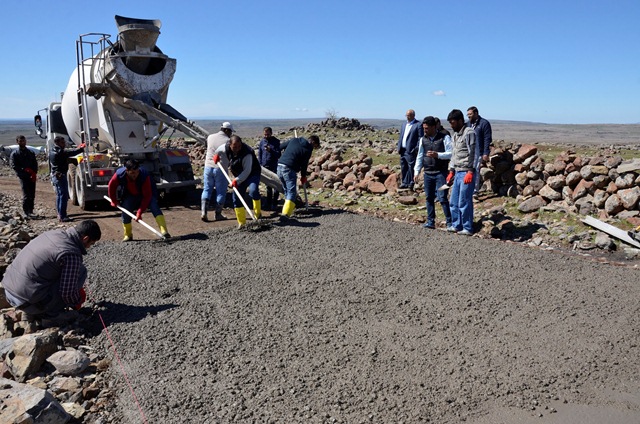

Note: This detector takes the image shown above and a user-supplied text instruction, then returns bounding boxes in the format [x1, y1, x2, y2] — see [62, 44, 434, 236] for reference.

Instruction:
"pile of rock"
[0, 192, 115, 423]
[480, 143, 640, 218]
[309, 149, 401, 196]
[303, 117, 375, 132]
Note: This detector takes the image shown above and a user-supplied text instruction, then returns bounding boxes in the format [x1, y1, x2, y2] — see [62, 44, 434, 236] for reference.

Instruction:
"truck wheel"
[76, 169, 87, 210]
[68, 164, 79, 206]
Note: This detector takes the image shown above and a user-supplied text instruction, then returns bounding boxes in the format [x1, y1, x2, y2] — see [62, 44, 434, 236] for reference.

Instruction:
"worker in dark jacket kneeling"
[1, 220, 101, 325]
[107, 159, 170, 241]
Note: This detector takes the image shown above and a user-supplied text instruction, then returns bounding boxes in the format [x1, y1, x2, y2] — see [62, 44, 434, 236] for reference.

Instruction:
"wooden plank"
[582, 215, 640, 249]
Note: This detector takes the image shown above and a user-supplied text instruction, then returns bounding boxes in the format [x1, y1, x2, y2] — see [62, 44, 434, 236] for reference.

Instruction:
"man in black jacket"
[277, 135, 320, 218]
[10, 135, 38, 218]
[49, 136, 85, 222]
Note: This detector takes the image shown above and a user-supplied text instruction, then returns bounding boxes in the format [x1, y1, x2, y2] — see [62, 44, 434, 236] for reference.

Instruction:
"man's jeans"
[424, 171, 452, 227]
[277, 164, 298, 201]
[121, 195, 162, 224]
[232, 174, 261, 208]
[201, 166, 228, 207]
[449, 171, 475, 232]
[52, 174, 69, 219]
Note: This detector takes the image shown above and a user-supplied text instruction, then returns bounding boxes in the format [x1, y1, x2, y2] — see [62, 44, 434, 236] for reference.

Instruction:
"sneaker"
[446, 226, 458, 232]
[422, 223, 435, 229]
[214, 212, 227, 221]
[59, 217, 73, 222]
[201, 214, 209, 222]
[458, 229, 473, 236]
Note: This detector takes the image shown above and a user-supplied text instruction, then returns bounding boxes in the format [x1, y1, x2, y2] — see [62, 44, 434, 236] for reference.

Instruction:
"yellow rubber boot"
[234, 207, 246, 228]
[253, 199, 262, 219]
[122, 223, 133, 242]
[282, 199, 296, 217]
[155, 215, 171, 238]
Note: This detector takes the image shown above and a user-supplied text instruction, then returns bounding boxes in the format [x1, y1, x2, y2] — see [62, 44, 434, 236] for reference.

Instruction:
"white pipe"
[103, 195, 165, 239]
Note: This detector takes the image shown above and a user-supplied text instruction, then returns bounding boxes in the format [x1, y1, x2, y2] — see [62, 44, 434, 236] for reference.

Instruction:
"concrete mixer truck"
[34, 15, 215, 209]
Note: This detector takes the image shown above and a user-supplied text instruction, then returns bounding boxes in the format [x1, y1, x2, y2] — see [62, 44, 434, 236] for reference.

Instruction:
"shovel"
[103, 195, 165, 239]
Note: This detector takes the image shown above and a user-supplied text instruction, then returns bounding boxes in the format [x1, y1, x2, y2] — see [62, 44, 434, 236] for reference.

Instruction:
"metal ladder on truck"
[74, 33, 110, 197]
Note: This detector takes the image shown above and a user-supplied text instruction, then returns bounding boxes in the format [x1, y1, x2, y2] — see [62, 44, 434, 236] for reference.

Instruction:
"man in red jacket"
[107, 159, 170, 241]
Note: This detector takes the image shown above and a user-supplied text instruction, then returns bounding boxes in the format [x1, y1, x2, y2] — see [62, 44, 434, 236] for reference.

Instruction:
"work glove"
[446, 171, 455, 185]
[231, 179, 238, 188]
[135, 209, 143, 221]
[25, 167, 37, 182]
[78, 143, 86, 149]
[300, 176, 307, 185]
[213, 153, 220, 164]
[73, 288, 86, 310]
[463, 171, 474, 185]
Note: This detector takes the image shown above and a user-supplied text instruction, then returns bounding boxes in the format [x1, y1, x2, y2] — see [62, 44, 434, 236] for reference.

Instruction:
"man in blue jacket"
[258, 126, 281, 210]
[467, 106, 492, 197]
[397, 109, 424, 190]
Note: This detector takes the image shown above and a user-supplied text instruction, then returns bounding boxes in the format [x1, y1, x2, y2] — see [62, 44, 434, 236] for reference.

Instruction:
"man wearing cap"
[277, 135, 320, 219]
[49, 136, 86, 222]
[201, 122, 234, 221]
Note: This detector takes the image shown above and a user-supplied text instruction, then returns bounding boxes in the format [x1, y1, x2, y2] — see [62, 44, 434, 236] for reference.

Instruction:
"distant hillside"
[2, 118, 640, 147]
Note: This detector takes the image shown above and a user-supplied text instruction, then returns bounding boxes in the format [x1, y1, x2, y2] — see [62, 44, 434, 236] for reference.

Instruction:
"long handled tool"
[294, 130, 309, 210]
[103, 195, 165, 239]
[216, 160, 256, 221]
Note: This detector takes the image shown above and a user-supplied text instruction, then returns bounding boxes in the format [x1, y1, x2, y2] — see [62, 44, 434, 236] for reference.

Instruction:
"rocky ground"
[1, 120, 639, 423]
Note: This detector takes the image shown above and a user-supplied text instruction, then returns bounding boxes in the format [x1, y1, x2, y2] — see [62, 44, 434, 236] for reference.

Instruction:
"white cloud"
[294, 108, 309, 112]
[432, 90, 446, 97]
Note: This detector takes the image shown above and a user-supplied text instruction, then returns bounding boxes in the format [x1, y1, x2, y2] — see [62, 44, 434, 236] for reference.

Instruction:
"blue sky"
[1, 0, 638, 124]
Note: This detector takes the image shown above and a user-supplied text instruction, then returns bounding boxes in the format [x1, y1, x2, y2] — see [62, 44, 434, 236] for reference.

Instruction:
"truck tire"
[68, 164, 79, 206]
[76, 169, 87, 210]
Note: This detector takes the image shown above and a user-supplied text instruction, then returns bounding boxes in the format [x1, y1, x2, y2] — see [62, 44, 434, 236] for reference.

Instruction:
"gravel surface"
[85, 210, 640, 423]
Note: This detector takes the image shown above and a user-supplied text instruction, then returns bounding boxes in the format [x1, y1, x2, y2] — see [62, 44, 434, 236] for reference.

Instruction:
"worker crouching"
[277, 135, 320, 219]
[213, 135, 262, 228]
[107, 159, 170, 241]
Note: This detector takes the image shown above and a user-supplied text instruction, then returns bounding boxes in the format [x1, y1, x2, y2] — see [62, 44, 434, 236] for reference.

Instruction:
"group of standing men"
[400, 107, 492, 235]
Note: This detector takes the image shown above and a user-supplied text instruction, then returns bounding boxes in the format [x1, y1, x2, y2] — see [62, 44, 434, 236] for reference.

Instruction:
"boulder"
[0, 377, 70, 423]
[367, 181, 386, 194]
[546, 175, 566, 190]
[46, 349, 90, 376]
[539, 185, 563, 201]
[604, 194, 624, 215]
[518, 196, 547, 213]
[6, 329, 59, 382]
[513, 144, 537, 163]
[572, 179, 595, 201]
[618, 186, 640, 210]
